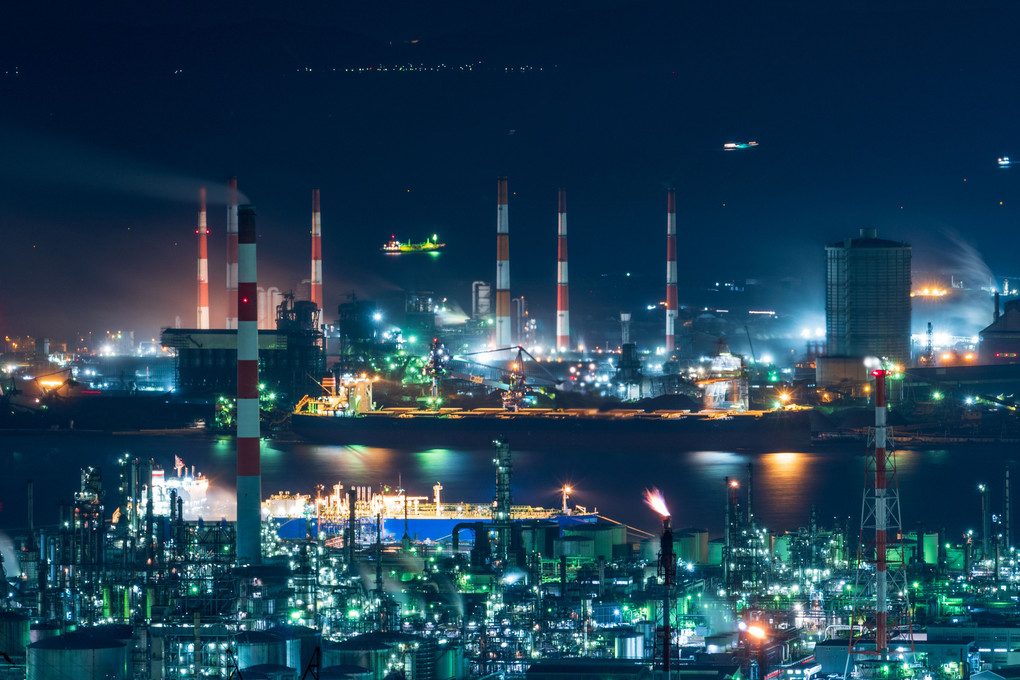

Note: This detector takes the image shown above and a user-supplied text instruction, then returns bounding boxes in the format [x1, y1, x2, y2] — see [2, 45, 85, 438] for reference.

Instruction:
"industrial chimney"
[496, 177, 511, 346]
[666, 188, 678, 355]
[196, 188, 210, 330]
[556, 189, 570, 352]
[311, 188, 323, 311]
[226, 177, 239, 329]
[236, 204, 261, 565]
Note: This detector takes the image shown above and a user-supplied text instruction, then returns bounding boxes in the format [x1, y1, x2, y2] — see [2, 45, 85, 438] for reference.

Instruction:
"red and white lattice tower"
[226, 177, 239, 329]
[311, 188, 323, 310]
[848, 369, 912, 668]
[196, 188, 210, 329]
[665, 188, 678, 355]
[236, 204, 262, 565]
[495, 177, 511, 347]
[556, 188, 569, 352]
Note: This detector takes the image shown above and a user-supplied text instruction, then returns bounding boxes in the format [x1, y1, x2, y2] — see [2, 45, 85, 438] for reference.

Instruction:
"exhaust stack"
[226, 177, 239, 329]
[666, 188, 678, 355]
[556, 189, 570, 352]
[496, 177, 511, 346]
[236, 204, 261, 565]
[311, 188, 323, 310]
[196, 188, 209, 329]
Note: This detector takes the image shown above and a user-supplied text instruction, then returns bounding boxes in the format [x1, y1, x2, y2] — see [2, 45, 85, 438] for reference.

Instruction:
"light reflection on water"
[0, 433, 1016, 538]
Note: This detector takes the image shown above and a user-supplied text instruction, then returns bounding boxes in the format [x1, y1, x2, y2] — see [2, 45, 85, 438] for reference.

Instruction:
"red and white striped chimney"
[311, 188, 323, 310]
[226, 177, 239, 329]
[872, 368, 889, 657]
[666, 188, 678, 355]
[236, 204, 261, 565]
[196, 188, 210, 329]
[556, 188, 570, 352]
[496, 177, 511, 347]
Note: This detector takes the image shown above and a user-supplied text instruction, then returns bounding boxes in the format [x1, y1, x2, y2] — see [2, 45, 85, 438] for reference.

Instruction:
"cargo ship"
[290, 379, 813, 452]
[381, 234, 445, 253]
[266, 484, 603, 544]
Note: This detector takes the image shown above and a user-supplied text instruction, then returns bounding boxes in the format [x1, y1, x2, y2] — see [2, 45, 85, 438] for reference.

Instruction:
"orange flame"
[644, 488, 670, 517]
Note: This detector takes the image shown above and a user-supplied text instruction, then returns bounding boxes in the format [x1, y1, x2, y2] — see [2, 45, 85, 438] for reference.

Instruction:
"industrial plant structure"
[819, 228, 911, 393]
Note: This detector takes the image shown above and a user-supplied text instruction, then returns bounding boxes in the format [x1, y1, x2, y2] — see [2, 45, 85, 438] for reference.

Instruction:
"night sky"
[2, 1, 1019, 343]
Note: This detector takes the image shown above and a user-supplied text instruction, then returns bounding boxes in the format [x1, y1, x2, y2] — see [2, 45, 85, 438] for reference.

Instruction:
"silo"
[28, 631, 129, 680]
[267, 624, 321, 671]
[0, 611, 30, 658]
[236, 630, 286, 669]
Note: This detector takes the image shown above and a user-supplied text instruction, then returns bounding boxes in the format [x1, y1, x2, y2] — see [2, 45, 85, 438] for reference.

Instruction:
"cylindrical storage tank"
[633, 620, 656, 648]
[675, 531, 699, 565]
[0, 611, 30, 658]
[236, 631, 286, 669]
[434, 644, 467, 680]
[28, 631, 129, 680]
[243, 663, 298, 680]
[615, 630, 645, 660]
[707, 537, 725, 565]
[266, 624, 320, 671]
[518, 520, 558, 556]
[87, 623, 134, 645]
[554, 535, 594, 559]
[691, 528, 709, 563]
[30, 621, 61, 644]
[322, 640, 390, 677]
[564, 523, 626, 560]
[320, 664, 372, 680]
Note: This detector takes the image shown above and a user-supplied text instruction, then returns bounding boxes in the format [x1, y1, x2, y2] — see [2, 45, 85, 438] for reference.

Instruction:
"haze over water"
[0, 433, 1013, 543]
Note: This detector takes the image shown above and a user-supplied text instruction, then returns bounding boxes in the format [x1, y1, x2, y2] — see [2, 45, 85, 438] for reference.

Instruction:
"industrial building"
[818, 228, 911, 394]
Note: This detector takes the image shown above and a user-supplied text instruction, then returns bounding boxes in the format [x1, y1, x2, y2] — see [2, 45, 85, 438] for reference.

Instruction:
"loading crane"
[446, 345, 562, 412]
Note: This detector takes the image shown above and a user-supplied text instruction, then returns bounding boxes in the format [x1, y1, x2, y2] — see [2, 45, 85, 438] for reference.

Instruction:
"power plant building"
[819, 228, 911, 392]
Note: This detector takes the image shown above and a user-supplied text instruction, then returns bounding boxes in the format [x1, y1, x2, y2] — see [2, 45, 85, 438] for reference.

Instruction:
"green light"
[932, 391, 942, 400]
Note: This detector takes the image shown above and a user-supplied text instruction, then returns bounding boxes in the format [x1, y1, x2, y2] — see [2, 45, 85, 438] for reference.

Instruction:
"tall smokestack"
[236, 205, 261, 565]
[496, 177, 511, 346]
[666, 189, 678, 355]
[311, 188, 323, 310]
[196, 188, 210, 329]
[556, 189, 570, 352]
[226, 177, 239, 329]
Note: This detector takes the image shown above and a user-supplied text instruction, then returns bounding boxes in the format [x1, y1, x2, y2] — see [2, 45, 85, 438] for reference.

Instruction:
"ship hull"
[291, 409, 812, 452]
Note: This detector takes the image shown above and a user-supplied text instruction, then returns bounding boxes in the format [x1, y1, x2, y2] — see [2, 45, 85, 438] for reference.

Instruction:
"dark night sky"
[2, 1, 1019, 343]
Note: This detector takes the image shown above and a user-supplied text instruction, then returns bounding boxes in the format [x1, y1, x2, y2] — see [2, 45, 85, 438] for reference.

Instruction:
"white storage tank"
[615, 629, 645, 660]
[28, 630, 129, 680]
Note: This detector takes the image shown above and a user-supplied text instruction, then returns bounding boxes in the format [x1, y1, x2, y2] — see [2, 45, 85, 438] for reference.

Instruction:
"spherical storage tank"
[0, 610, 30, 658]
[28, 631, 128, 680]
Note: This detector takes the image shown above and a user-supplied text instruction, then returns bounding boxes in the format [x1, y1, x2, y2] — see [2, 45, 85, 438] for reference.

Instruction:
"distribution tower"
[311, 188, 323, 311]
[666, 188, 678, 355]
[847, 368, 912, 667]
[496, 177, 511, 347]
[556, 189, 570, 352]
[196, 188, 209, 330]
[226, 177, 239, 329]
[236, 204, 261, 565]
